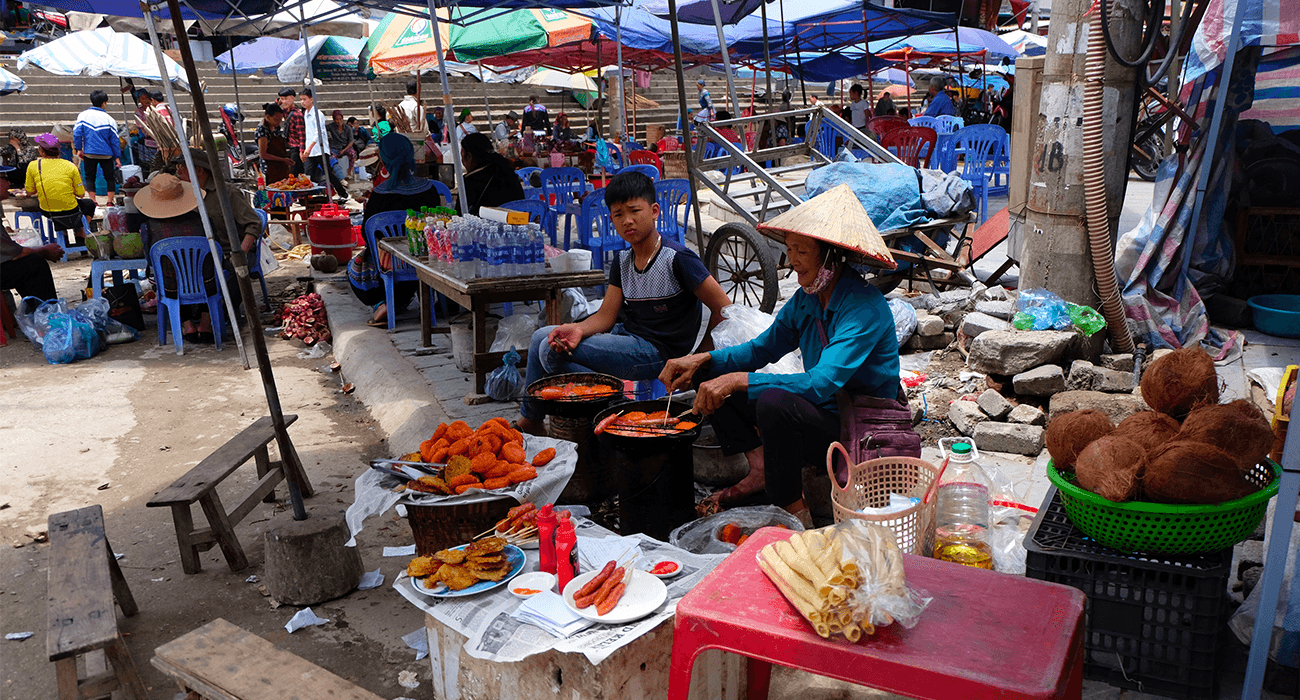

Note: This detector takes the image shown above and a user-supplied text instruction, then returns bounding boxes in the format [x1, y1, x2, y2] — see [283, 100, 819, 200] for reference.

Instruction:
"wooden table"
[380, 238, 606, 401]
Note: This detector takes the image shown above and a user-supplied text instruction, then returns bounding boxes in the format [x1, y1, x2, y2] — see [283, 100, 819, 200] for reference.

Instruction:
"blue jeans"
[520, 323, 665, 421]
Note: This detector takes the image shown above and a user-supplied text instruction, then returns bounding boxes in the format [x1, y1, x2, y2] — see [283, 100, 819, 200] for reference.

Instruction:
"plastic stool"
[667, 527, 1086, 700]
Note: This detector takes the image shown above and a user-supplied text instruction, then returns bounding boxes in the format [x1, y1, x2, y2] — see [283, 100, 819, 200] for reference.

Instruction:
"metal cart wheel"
[705, 222, 779, 313]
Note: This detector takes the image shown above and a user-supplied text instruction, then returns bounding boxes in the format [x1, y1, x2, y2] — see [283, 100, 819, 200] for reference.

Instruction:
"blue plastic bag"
[43, 312, 100, 364]
[485, 348, 524, 401]
[594, 139, 616, 172]
[1014, 288, 1072, 331]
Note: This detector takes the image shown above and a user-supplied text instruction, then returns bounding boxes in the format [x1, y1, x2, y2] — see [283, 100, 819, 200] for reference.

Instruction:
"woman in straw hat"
[135, 172, 237, 344]
[661, 184, 920, 524]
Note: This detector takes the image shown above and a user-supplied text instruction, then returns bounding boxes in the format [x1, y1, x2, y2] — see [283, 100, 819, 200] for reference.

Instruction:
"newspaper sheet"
[345, 434, 576, 546]
[393, 518, 726, 665]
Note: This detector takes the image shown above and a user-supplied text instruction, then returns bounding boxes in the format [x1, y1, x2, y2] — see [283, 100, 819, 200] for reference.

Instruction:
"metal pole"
[297, 30, 334, 199]
[140, 11, 247, 368]
[760, 0, 774, 151]
[425, 2, 469, 213]
[666, 0, 707, 253]
[614, 5, 626, 144]
[231, 55, 243, 152]
[1165, 0, 1180, 155]
[146, 0, 313, 513]
[707, 0, 740, 120]
[477, 60, 493, 130]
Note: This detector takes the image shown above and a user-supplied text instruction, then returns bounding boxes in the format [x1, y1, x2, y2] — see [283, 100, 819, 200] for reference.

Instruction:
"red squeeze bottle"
[555, 519, 578, 593]
[536, 504, 558, 574]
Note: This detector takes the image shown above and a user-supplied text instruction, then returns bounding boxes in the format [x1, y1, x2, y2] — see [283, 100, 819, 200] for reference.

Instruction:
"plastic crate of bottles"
[1024, 488, 1232, 699]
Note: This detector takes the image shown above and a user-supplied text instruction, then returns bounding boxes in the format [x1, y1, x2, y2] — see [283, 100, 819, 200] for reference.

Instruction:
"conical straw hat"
[757, 184, 896, 270]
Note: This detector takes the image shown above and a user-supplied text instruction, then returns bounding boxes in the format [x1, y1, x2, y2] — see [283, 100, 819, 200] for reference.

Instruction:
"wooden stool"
[153, 619, 382, 700]
[667, 527, 1086, 700]
[147, 415, 312, 574]
[47, 505, 146, 700]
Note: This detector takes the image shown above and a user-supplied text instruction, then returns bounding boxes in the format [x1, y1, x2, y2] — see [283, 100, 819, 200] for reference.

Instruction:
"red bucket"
[307, 204, 353, 260]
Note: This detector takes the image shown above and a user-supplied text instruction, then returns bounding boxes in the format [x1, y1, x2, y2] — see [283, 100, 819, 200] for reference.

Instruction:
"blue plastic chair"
[362, 210, 438, 331]
[617, 164, 660, 182]
[954, 125, 1010, 222]
[540, 167, 586, 247]
[501, 198, 548, 224]
[247, 209, 271, 302]
[516, 167, 542, 187]
[814, 122, 840, 157]
[935, 115, 965, 133]
[908, 116, 942, 131]
[655, 178, 691, 246]
[150, 237, 225, 355]
[430, 180, 454, 208]
[27, 213, 90, 261]
[575, 187, 623, 271]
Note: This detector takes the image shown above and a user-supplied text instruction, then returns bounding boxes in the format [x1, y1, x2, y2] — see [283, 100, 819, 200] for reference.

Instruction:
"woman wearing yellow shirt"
[24, 133, 90, 243]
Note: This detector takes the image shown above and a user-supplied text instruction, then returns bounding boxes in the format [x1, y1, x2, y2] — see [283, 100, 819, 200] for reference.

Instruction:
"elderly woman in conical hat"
[660, 185, 920, 525]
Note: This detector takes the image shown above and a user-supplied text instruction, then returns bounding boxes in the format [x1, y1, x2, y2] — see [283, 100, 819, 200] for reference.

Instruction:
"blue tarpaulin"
[869, 27, 1018, 60]
[642, 0, 764, 25]
[215, 36, 299, 74]
[774, 52, 899, 83]
[806, 162, 930, 232]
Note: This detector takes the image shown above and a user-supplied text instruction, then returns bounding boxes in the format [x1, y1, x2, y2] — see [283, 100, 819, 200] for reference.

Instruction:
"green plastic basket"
[1046, 460, 1281, 554]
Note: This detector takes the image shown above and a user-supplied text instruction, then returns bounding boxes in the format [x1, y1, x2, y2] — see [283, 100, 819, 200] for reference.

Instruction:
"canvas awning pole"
[476, 61, 493, 128]
[231, 54, 243, 148]
[760, 0, 773, 127]
[707, 0, 740, 120]
[426, 1, 468, 213]
[614, 4, 626, 143]
[139, 10, 247, 369]
[117, 78, 133, 163]
[666, 0, 706, 252]
[145, 0, 313, 516]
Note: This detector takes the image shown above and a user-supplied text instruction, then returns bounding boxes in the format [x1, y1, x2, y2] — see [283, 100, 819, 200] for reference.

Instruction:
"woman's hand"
[546, 324, 584, 354]
[693, 372, 747, 416]
[659, 352, 711, 393]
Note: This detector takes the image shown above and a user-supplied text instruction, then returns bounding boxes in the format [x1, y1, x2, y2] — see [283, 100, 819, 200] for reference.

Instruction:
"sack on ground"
[43, 312, 101, 364]
[15, 297, 67, 347]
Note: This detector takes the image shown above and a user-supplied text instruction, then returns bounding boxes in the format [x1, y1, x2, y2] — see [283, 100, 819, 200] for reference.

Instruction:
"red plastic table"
[667, 527, 1086, 700]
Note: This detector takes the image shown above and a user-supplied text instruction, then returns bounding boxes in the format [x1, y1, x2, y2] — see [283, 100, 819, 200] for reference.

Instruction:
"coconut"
[1075, 435, 1147, 502]
[1045, 409, 1115, 469]
[1113, 411, 1182, 455]
[1140, 347, 1219, 418]
[1176, 400, 1274, 471]
[1143, 441, 1257, 504]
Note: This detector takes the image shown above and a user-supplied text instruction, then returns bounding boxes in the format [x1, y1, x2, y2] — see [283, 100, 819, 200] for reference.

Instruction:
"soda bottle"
[932, 439, 994, 570]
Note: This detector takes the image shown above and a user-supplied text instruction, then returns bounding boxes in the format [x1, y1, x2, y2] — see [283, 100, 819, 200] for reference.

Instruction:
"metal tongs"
[369, 458, 446, 481]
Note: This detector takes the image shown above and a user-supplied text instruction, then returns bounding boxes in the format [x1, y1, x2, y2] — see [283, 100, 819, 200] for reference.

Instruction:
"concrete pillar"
[1018, 0, 1146, 308]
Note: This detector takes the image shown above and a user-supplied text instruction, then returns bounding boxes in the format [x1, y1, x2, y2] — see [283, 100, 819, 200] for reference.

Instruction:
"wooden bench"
[153, 618, 383, 700]
[47, 505, 147, 700]
[147, 415, 313, 574]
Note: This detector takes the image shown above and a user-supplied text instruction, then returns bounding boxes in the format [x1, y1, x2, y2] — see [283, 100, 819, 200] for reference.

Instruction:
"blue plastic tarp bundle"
[806, 162, 931, 232]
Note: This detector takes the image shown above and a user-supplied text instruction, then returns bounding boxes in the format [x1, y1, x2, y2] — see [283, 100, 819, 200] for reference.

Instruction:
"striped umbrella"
[16, 28, 189, 91]
[0, 65, 26, 95]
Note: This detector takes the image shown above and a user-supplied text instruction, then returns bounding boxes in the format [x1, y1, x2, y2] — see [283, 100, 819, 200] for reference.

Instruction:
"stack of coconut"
[1045, 348, 1275, 504]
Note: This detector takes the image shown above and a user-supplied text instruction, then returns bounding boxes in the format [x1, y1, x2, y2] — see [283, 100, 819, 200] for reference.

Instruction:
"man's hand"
[38, 243, 63, 261]
[692, 372, 747, 416]
[114, 158, 121, 168]
[659, 352, 711, 393]
[73, 150, 83, 161]
[546, 324, 584, 354]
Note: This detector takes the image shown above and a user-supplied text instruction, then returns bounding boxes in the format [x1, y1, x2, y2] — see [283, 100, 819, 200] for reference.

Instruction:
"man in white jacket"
[300, 88, 345, 199]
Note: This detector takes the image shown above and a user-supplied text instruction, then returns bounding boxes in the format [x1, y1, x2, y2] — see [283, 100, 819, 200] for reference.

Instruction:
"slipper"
[366, 318, 387, 327]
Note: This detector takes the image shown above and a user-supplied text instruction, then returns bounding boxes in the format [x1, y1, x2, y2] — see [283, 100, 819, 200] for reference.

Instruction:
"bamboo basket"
[406, 496, 514, 556]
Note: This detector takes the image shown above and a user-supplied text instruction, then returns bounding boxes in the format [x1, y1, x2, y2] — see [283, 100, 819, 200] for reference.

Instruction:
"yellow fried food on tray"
[434, 548, 467, 565]
[445, 454, 474, 481]
[406, 556, 438, 578]
[467, 536, 506, 555]
[434, 563, 479, 591]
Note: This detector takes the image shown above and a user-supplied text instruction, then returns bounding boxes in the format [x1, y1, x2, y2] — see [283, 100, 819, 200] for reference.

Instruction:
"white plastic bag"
[490, 313, 539, 353]
[710, 304, 803, 374]
[888, 298, 917, 347]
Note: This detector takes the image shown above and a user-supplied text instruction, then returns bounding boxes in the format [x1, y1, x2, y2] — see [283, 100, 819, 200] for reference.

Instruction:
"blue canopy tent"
[867, 27, 1019, 63]
[642, 0, 762, 25]
[215, 36, 299, 74]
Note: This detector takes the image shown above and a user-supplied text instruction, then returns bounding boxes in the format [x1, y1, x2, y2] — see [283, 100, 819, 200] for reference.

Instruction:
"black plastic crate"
[1024, 488, 1233, 700]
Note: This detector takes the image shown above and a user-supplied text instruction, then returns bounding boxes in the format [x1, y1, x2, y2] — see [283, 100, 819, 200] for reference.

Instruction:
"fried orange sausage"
[596, 582, 626, 615]
[574, 561, 615, 599]
[532, 448, 557, 467]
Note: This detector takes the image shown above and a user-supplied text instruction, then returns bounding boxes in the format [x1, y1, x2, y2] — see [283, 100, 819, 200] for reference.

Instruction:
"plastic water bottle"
[454, 219, 476, 279]
[529, 223, 546, 274]
[508, 225, 525, 277]
[932, 439, 994, 570]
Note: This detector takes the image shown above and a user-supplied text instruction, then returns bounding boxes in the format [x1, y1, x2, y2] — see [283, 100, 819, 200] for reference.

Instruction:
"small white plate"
[561, 569, 667, 624]
[639, 558, 683, 578]
[509, 572, 556, 598]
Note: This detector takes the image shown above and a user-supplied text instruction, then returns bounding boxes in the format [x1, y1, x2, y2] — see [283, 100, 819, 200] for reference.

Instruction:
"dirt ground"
[0, 255, 441, 700]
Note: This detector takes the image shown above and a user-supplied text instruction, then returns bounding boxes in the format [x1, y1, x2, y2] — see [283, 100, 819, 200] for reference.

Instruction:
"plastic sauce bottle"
[536, 504, 558, 574]
[933, 440, 994, 570]
[555, 519, 578, 592]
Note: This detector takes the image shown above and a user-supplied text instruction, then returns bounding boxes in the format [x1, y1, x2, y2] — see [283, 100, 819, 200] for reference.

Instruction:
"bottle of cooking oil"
[933, 439, 994, 570]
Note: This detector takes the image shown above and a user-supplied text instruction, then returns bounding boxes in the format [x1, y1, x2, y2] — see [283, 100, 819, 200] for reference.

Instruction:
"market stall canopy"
[0, 65, 27, 94]
[216, 36, 300, 74]
[642, 0, 764, 25]
[771, 51, 899, 83]
[361, 7, 593, 74]
[479, 39, 702, 72]
[785, 3, 956, 54]
[16, 27, 190, 90]
[278, 35, 367, 82]
[868, 27, 1019, 63]
[998, 29, 1045, 57]
[523, 66, 598, 91]
[64, 10, 198, 33]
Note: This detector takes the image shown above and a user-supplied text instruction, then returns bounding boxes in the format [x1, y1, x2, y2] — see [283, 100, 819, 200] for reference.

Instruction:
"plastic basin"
[1247, 294, 1300, 338]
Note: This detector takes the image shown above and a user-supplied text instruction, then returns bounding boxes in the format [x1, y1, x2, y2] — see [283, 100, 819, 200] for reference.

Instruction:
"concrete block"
[976, 389, 1014, 420]
[973, 422, 1046, 456]
[960, 312, 1011, 339]
[1068, 359, 1136, 393]
[916, 314, 945, 336]
[1098, 353, 1136, 372]
[1013, 364, 1067, 396]
[902, 331, 955, 352]
[1007, 404, 1046, 426]
[948, 400, 988, 436]
[968, 330, 1076, 376]
[982, 285, 1009, 301]
[906, 294, 935, 310]
[974, 300, 1015, 320]
[1048, 390, 1150, 424]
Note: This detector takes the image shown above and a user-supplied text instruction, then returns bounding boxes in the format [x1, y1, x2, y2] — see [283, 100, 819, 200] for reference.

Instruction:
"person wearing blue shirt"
[923, 79, 958, 118]
[661, 214, 914, 523]
[73, 90, 121, 200]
